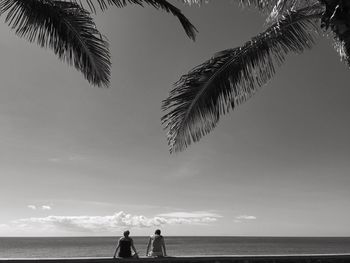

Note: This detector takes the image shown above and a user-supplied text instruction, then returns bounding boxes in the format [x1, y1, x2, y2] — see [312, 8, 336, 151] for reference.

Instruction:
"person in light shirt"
[146, 229, 167, 257]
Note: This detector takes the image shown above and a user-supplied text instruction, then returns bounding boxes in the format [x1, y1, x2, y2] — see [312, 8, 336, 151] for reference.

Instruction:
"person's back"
[118, 237, 132, 258]
[151, 234, 163, 253]
[113, 230, 138, 258]
[146, 229, 166, 257]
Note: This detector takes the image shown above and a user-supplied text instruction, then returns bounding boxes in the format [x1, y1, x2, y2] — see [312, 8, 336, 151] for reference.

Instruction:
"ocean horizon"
[1, 236, 350, 258]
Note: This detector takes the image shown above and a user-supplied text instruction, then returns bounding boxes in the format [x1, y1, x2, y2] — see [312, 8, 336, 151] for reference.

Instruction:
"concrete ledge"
[1, 254, 350, 263]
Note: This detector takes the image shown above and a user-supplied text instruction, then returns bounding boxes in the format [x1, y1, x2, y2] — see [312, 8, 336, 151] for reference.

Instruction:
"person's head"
[123, 230, 130, 237]
[155, 229, 161, 235]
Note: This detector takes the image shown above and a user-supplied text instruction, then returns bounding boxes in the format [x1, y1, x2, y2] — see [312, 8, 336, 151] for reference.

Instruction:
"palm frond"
[179, 0, 279, 12]
[0, 0, 111, 87]
[239, 0, 279, 11]
[162, 5, 323, 153]
[179, 0, 321, 24]
[266, 0, 320, 24]
[75, 0, 142, 11]
[324, 0, 350, 66]
[69, 0, 197, 40]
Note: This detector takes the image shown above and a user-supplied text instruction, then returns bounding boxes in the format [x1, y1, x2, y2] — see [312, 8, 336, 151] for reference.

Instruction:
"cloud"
[157, 211, 221, 225]
[158, 211, 222, 219]
[11, 211, 220, 234]
[234, 215, 257, 223]
[27, 204, 52, 211]
[236, 215, 257, 220]
[49, 154, 85, 163]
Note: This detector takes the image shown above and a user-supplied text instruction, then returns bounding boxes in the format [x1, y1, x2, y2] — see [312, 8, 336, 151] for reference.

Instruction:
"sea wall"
[1, 254, 350, 263]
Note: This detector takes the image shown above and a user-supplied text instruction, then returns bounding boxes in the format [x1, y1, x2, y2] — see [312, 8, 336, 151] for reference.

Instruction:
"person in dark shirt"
[146, 229, 167, 257]
[113, 230, 138, 258]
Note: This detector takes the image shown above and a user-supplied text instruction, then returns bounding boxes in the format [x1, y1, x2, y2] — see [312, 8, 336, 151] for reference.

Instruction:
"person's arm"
[113, 240, 120, 258]
[146, 237, 151, 256]
[161, 237, 167, 256]
[131, 239, 138, 255]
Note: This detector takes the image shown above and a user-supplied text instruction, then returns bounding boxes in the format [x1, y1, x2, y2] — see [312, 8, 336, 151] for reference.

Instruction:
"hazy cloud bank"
[158, 211, 222, 219]
[8, 211, 221, 235]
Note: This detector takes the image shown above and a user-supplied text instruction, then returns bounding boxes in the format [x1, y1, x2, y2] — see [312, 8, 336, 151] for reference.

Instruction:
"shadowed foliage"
[71, 0, 197, 40]
[162, 0, 350, 153]
[0, 0, 111, 87]
[0, 0, 197, 87]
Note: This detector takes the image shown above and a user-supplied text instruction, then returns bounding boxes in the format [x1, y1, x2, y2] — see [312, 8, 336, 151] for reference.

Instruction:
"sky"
[0, 1, 350, 237]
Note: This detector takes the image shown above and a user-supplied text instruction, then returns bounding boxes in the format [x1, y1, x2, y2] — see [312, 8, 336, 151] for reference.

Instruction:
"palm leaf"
[180, 0, 320, 24]
[266, 0, 320, 24]
[162, 5, 323, 153]
[0, 0, 111, 87]
[180, 0, 280, 13]
[325, 0, 350, 66]
[239, 0, 279, 11]
[70, 0, 197, 40]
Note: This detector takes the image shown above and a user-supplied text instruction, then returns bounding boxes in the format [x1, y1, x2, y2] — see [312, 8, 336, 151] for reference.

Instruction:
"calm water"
[1, 237, 350, 258]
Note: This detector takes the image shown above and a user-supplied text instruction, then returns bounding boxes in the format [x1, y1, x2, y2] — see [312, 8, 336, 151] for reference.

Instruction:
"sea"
[1, 237, 350, 258]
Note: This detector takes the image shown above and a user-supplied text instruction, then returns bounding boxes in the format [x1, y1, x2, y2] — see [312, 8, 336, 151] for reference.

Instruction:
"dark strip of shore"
[1, 254, 350, 263]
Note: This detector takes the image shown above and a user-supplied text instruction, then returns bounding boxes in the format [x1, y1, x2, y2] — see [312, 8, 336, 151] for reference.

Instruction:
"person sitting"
[113, 230, 138, 258]
[146, 229, 167, 257]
